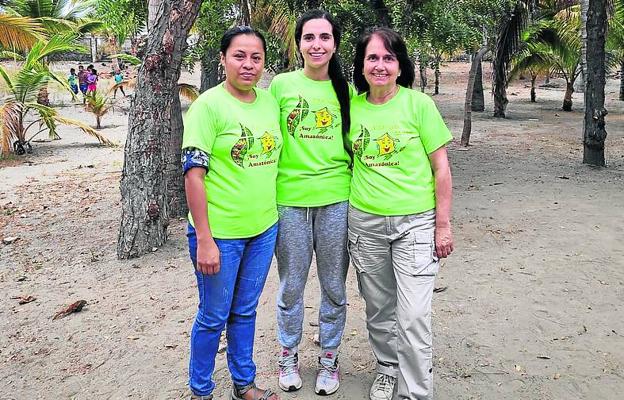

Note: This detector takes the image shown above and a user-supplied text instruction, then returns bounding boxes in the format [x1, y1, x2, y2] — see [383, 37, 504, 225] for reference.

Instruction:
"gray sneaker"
[315, 351, 340, 395]
[278, 348, 302, 392]
[369, 373, 396, 400]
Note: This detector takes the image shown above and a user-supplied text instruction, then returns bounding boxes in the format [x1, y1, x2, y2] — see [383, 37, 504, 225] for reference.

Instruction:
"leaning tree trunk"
[620, 61, 624, 101]
[562, 81, 575, 111]
[530, 74, 537, 103]
[583, 0, 608, 166]
[200, 47, 221, 93]
[461, 47, 488, 147]
[471, 57, 485, 112]
[118, 0, 202, 259]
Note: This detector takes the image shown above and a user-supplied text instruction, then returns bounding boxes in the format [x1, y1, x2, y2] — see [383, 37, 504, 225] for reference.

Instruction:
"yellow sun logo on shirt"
[260, 132, 277, 157]
[314, 107, 333, 128]
[376, 133, 398, 156]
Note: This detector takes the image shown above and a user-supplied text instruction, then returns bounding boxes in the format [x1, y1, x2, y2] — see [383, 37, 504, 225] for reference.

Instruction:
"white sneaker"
[315, 351, 340, 395]
[369, 373, 396, 400]
[278, 348, 302, 392]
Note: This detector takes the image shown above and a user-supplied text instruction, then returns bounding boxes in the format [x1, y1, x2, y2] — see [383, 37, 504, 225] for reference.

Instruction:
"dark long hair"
[295, 9, 350, 135]
[220, 26, 267, 55]
[353, 27, 415, 94]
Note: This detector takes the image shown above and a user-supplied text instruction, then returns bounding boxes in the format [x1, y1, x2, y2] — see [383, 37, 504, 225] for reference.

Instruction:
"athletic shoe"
[315, 351, 340, 395]
[278, 348, 302, 392]
[369, 373, 396, 400]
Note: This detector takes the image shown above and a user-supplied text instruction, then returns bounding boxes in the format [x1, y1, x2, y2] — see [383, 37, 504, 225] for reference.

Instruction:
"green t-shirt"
[182, 83, 283, 239]
[269, 70, 352, 207]
[348, 86, 453, 216]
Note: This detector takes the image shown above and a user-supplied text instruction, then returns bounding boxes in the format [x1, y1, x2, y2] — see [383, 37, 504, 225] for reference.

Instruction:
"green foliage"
[0, 33, 112, 155]
[95, 0, 147, 45]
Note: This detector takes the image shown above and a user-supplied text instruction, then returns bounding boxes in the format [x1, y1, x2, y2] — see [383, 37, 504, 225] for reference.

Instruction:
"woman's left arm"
[429, 146, 453, 258]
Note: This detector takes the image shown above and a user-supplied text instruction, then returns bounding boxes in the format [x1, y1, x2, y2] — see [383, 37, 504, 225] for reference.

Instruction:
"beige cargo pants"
[347, 205, 439, 400]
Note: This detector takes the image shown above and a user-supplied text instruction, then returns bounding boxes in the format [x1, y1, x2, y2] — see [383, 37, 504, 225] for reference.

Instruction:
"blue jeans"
[187, 223, 278, 397]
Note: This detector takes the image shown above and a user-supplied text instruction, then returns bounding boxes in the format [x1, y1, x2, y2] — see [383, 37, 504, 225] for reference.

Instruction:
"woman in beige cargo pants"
[347, 27, 454, 400]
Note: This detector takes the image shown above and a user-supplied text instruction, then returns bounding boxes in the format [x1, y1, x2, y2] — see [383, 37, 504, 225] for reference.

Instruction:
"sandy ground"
[1, 61, 623, 400]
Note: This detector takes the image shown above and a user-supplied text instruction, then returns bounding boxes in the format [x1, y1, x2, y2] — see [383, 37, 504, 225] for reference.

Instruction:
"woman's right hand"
[196, 238, 220, 275]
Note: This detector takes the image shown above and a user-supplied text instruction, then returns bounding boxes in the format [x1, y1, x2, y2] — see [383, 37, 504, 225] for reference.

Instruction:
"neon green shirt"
[269, 70, 352, 207]
[348, 86, 453, 216]
[182, 83, 283, 238]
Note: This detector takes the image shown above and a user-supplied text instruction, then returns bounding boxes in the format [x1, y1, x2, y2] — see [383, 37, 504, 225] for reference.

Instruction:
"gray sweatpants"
[276, 201, 349, 352]
[348, 205, 439, 400]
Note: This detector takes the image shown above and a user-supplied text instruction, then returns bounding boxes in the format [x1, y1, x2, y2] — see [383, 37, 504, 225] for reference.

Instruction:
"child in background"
[68, 68, 79, 95]
[113, 68, 126, 98]
[86, 68, 98, 94]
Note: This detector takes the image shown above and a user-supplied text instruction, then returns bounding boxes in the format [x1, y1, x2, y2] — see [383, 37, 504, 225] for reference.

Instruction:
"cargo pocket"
[396, 231, 439, 277]
[347, 229, 365, 296]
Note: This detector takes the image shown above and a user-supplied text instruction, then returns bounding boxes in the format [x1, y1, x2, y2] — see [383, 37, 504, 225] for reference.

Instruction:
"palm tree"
[0, 13, 45, 51]
[510, 39, 552, 102]
[0, 34, 113, 156]
[84, 91, 113, 129]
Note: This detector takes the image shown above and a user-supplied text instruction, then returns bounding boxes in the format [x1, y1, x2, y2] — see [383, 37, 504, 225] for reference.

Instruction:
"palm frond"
[0, 101, 23, 155]
[54, 115, 115, 146]
[179, 83, 199, 102]
[0, 50, 25, 60]
[110, 53, 142, 66]
[0, 64, 15, 93]
[0, 13, 45, 51]
[494, 1, 532, 86]
[77, 19, 105, 34]
[85, 91, 113, 117]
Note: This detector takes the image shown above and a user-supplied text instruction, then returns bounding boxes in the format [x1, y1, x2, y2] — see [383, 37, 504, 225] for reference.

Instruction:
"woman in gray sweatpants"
[269, 9, 353, 396]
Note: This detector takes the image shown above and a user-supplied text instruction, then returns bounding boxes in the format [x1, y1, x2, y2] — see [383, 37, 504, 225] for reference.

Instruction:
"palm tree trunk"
[200, 47, 221, 93]
[579, 0, 589, 93]
[530, 74, 537, 102]
[471, 57, 485, 112]
[118, 0, 202, 259]
[583, 0, 608, 166]
[562, 82, 574, 111]
[434, 57, 440, 95]
[620, 61, 624, 101]
[493, 57, 508, 118]
[96, 115, 101, 129]
[461, 47, 488, 147]
[419, 60, 427, 92]
[148, 0, 162, 33]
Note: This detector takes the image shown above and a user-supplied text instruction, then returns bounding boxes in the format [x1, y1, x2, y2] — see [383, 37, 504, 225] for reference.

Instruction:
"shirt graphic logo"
[231, 124, 254, 167]
[313, 107, 336, 133]
[352, 125, 371, 159]
[260, 132, 278, 157]
[376, 133, 399, 158]
[287, 95, 309, 136]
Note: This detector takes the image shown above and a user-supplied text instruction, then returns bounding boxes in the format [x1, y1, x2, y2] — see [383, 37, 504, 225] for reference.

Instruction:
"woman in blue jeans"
[182, 26, 282, 400]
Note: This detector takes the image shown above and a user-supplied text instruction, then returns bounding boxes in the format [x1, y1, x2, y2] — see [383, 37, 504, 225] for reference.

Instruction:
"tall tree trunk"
[471, 57, 485, 112]
[583, 0, 608, 166]
[461, 47, 488, 147]
[148, 0, 162, 32]
[91, 34, 97, 62]
[530, 74, 537, 103]
[118, 0, 202, 259]
[579, 0, 589, 93]
[372, 0, 392, 27]
[419, 60, 427, 93]
[492, 57, 508, 118]
[434, 58, 440, 95]
[620, 61, 624, 101]
[562, 81, 575, 111]
[239, 0, 251, 25]
[200, 47, 221, 93]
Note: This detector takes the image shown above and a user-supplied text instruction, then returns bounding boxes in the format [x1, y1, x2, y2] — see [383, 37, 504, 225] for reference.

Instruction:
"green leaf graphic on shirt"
[286, 95, 309, 136]
[353, 125, 371, 159]
[231, 124, 255, 167]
